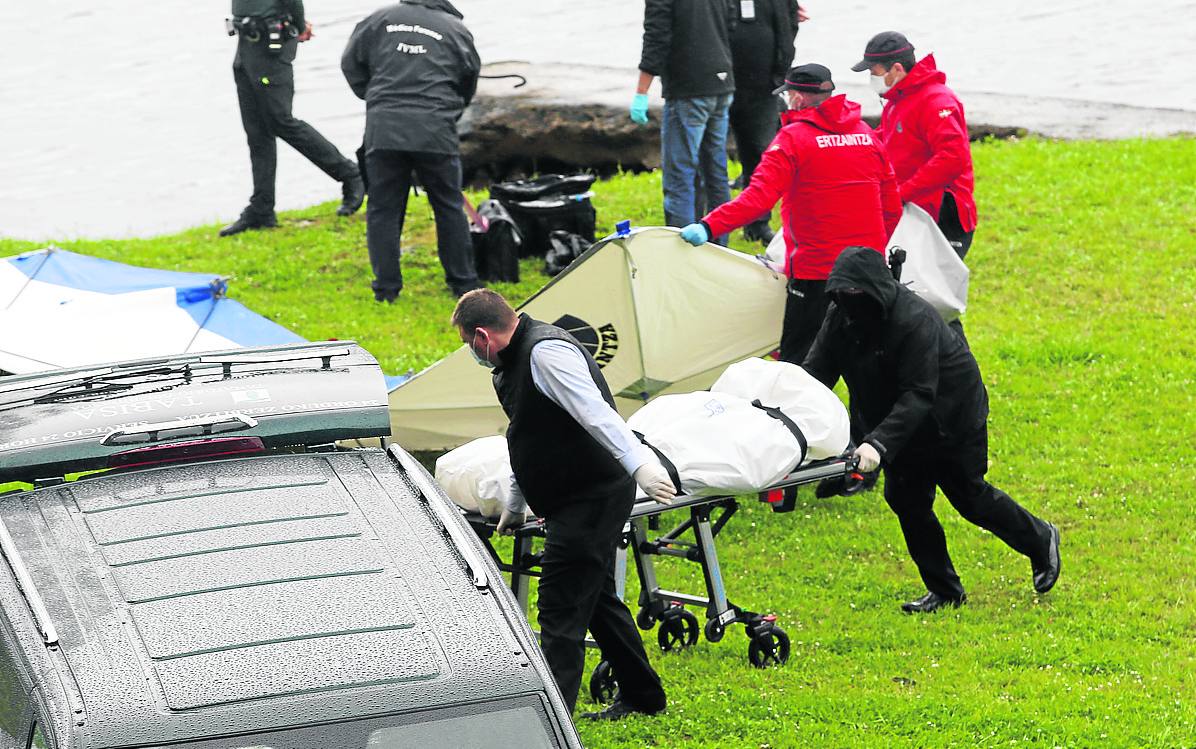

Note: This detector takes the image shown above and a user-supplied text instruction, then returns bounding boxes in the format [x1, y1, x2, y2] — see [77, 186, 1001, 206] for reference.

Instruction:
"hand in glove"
[634, 460, 677, 504]
[630, 93, 650, 124]
[853, 442, 881, 473]
[496, 507, 527, 536]
[679, 223, 709, 246]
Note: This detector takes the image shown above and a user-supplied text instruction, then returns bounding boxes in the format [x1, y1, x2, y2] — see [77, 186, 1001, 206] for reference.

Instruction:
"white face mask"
[470, 331, 494, 369]
[869, 73, 892, 96]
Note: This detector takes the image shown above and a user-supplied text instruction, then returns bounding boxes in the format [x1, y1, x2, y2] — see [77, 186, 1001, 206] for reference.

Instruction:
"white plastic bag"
[886, 203, 969, 321]
[433, 436, 512, 518]
[627, 391, 804, 496]
[764, 228, 787, 272]
[710, 357, 850, 461]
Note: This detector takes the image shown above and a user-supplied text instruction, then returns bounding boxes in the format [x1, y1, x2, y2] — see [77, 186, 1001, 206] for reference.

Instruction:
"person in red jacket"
[852, 32, 977, 258]
[680, 63, 901, 364]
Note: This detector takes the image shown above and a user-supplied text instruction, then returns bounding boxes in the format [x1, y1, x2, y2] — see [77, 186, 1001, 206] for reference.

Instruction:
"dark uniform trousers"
[537, 489, 666, 714]
[882, 423, 1052, 599]
[233, 37, 357, 220]
[729, 89, 781, 230]
[365, 149, 479, 296]
[778, 278, 829, 365]
[936, 191, 974, 260]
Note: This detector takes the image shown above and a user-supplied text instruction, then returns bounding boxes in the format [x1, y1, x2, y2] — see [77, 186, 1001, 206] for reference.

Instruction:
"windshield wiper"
[32, 381, 135, 403]
[14, 366, 179, 407]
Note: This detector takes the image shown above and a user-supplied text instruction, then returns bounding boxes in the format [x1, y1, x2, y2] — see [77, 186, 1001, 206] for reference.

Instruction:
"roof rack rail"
[388, 447, 490, 591]
[0, 519, 59, 645]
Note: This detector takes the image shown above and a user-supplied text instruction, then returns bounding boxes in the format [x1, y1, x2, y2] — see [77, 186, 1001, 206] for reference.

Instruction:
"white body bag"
[433, 435, 512, 518]
[710, 357, 850, 461]
[627, 391, 806, 496]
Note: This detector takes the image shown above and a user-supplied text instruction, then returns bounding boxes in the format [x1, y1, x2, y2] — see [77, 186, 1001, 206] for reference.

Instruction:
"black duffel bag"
[490, 175, 597, 259]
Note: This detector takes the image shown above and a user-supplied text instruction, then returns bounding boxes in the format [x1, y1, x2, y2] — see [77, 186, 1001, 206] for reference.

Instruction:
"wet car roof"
[3, 449, 546, 747]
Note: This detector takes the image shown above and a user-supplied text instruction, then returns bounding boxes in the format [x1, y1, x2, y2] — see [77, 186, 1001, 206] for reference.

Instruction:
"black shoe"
[900, 591, 966, 614]
[374, 289, 400, 304]
[338, 174, 365, 216]
[580, 699, 664, 721]
[815, 468, 878, 499]
[743, 222, 775, 246]
[450, 282, 483, 298]
[1033, 523, 1061, 594]
[219, 213, 278, 237]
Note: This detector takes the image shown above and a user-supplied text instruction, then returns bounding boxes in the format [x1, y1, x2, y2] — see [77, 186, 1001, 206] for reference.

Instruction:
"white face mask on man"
[470, 330, 495, 369]
[869, 72, 892, 96]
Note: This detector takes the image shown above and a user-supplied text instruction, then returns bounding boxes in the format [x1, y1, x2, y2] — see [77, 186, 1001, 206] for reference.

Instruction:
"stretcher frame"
[463, 456, 857, 698]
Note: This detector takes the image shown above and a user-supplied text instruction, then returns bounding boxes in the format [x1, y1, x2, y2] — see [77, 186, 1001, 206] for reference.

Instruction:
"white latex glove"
[854, 442, 881, 473]
[634, 460, 677, 505]
[496, 507, 527, 536]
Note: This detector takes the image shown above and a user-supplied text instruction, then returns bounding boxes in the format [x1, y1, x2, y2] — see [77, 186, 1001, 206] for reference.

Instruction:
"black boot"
[219, 213, 278, 237]
[901, 591, 967, 614]
[580, 698, 665, 721]
[338, 173, 366, 217]
[1032, 523, 1061, 594]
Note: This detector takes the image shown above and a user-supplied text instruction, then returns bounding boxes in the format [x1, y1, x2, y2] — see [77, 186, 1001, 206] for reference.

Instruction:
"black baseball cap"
[771, 63, 836, 96]
[850, 31, 915, 72]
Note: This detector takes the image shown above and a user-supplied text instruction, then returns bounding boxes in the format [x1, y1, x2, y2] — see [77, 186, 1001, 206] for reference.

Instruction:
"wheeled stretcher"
[463, 455, 858, 703]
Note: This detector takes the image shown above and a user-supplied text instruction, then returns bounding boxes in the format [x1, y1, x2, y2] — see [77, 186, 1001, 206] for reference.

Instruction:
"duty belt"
[227, 15, 295, 49]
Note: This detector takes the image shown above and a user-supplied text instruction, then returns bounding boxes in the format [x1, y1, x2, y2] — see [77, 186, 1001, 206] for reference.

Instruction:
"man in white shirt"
[451, 289, 674, 721]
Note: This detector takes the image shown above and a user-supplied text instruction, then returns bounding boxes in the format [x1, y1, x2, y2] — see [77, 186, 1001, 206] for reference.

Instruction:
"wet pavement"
[1, 0, 1192, 240]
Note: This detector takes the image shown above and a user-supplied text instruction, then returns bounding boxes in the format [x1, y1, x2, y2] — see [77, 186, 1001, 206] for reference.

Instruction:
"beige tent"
[388, 227, 787, 452]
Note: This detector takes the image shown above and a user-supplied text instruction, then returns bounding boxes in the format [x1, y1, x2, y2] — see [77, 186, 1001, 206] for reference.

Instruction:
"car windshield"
[123, 696, 560, 749]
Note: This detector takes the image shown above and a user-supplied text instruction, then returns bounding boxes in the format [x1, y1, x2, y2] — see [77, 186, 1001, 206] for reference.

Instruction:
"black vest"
[493, 315, 633, 517]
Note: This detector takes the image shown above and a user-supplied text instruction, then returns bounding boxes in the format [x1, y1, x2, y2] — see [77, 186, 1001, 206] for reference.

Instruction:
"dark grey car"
[0, 343, 580, 749]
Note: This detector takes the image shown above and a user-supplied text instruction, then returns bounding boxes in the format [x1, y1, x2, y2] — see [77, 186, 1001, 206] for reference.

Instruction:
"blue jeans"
[661, 94, 733, 243]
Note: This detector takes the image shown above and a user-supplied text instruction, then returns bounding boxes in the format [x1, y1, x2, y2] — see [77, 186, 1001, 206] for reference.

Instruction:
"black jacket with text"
[341, 0, 480, 155]
[802, 246, 989, 465]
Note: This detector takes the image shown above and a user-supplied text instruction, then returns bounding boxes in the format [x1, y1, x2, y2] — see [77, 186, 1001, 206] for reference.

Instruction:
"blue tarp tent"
[0, 247, 305, 374]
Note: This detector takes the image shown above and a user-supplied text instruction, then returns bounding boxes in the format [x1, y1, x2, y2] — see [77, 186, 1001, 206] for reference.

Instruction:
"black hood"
[401, 0, 464, 19]
[825, 246, 898, 313]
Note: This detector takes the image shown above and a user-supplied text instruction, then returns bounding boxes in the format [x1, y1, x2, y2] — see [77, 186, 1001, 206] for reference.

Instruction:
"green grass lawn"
[3, 137, 1195, 747]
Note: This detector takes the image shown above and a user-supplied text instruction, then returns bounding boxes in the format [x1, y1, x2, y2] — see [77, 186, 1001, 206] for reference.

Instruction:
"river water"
[1, 1, 1192, 240]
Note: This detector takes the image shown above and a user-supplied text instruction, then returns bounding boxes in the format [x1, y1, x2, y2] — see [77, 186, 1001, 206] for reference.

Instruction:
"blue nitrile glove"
[630, 93, 649, 124]
[680, 223, 709, 246]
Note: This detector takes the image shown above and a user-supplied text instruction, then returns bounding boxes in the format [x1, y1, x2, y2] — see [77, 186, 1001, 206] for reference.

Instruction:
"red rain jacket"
[702, 94, 901, 280]
[877, 54, 977, 232]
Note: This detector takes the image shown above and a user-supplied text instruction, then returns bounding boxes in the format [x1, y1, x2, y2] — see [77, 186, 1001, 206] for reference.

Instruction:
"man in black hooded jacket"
[802, 246, 1061, 613]
[342, 0, 481, 301]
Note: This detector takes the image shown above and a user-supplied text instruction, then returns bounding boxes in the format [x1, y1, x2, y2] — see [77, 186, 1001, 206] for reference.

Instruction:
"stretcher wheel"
[635, 607, 656, 630]
[589, 660, 618, 704]
[704, 617, 725, 643]
[657, 608, 699, 652]
[747, 627, 790, 668]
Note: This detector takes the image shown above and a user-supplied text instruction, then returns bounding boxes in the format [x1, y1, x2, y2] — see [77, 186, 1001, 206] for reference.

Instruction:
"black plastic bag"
[490, 174, 596, 202]
[544, 230, 589, 277]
